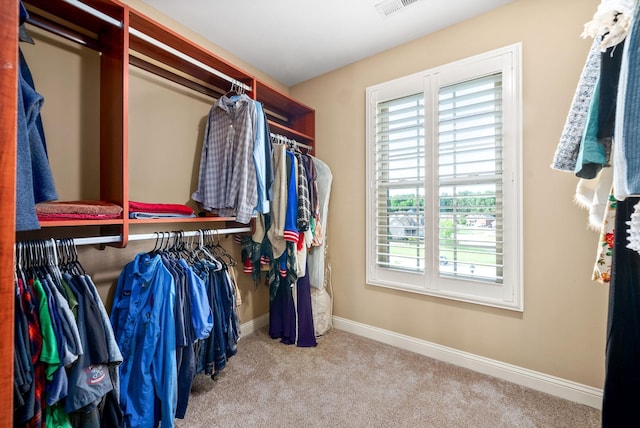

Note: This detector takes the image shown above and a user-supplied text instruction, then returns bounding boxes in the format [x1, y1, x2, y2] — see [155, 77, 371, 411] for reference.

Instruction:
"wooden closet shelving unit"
[1, 0, 315, 422]
[17, 0, 315, 248]
[0, 0, 18, 425]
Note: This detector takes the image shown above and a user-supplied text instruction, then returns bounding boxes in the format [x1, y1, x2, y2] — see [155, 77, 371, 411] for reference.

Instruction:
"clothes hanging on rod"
[111, 230, 241, 427]
[13, 238, 123, 427]
[270, 132, 313, 153]
[255, 101, 274, 214]
[53, 226, 252, 248]
[238, 144, 332, 346]
[306, 157, 334, 336]
[191, 93, 274, 223]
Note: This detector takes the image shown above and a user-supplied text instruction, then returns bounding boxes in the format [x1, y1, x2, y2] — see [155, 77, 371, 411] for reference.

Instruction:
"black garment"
[99, 389, 124, 427]
[598, 41, 625, 140]
[602, 196, 640, 426]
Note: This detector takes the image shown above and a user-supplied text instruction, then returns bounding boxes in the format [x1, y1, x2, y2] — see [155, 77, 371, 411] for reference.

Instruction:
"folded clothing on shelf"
[129, 200, 195, 218]
[36, 200, 123, 220]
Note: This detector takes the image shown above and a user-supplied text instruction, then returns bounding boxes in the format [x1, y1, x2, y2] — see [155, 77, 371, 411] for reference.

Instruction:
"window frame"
[365, 43, 523, 311]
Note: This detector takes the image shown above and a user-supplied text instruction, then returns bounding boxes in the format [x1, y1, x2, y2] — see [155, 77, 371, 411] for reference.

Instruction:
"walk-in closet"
[3, 0, 638, 426]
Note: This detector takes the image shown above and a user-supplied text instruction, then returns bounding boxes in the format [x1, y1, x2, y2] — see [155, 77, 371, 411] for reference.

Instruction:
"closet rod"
[61, 0, 122, 27]
[129, 28, 252, 93]
[26, 14, 100, 50]
[270, 132, 313, 151]
[66, 226, 252, 247]
[45, 0, 251, 92]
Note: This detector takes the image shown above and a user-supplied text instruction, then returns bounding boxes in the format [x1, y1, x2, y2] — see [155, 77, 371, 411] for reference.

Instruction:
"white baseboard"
[240, 313, 269, 338]
[332, 316, 603, 409]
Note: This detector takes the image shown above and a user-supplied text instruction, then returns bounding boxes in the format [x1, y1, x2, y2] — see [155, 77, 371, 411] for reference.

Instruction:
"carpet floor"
[176, 328, 601, 428]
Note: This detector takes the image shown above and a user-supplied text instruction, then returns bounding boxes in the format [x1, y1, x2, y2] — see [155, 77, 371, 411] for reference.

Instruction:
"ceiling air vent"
[375, 0, 420, 17]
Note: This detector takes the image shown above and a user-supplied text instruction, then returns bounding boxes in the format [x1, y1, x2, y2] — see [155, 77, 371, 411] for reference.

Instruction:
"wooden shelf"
[39, 218, 125, 227]
[129, 216, 237, 224]
[268, 120, 315, 146]
[256, 80, 315, 151]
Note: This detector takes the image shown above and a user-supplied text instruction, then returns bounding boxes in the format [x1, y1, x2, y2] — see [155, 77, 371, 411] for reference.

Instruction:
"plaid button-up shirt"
[192, 94, 258, 224]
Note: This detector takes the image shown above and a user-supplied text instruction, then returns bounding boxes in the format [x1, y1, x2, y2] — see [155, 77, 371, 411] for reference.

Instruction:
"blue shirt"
[254, 102, 270, 214]
[111, 253, 177, 428]
[180, 259, 213, 340]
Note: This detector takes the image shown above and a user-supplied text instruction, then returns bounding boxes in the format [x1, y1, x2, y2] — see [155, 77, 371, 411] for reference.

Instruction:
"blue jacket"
[111, 253, 177, 428]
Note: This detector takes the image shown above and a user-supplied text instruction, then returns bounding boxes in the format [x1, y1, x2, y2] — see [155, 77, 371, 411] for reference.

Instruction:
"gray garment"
[307, 157, 333, 289]
[551, 37, 601, 172]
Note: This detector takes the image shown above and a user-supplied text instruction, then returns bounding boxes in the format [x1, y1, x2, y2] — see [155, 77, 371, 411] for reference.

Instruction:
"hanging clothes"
[555, 1, 640, 425]
[111, 233, 241, 426]
[13, 240, 122, 428]
[308, 157, 333, 337]
[235, 130, 329, 345]
[268, 243, 299, 345]
[307, 157, 333, 290]
[111, 252, 178, 428]
[551, 37, 601, 173]
[254, 101, 274, 214]
[602, 197, 640, 425]
[192, 93, 258, 224]
[582, 0, 636, 50]
[194, 264, 240, 378]
[266, 143, 289, 259]
[613, 2, 640, 200]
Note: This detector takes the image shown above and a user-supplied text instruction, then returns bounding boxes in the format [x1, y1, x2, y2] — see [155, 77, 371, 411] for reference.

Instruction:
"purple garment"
[269, 272, 296, 345]
[295, 262, 317, 348]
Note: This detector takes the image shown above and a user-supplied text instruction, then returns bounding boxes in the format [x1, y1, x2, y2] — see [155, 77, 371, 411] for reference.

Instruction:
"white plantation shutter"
[366, 44, 522, 311]
[375, 93, 425, 273]
[438, 73, 503, 284]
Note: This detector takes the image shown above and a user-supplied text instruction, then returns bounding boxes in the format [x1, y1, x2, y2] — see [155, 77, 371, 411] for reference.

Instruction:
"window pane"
[366, 44, 522, 310]
[438, 73, 503, 283]
[375, 93, 425, 273]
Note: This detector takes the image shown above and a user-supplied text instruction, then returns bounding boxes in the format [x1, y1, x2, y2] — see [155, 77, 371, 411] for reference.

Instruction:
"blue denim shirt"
[111, 253, 177, 428]
[179, 259, 213, 340]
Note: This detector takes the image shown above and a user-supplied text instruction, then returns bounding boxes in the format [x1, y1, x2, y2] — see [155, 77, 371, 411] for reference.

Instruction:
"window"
[365, 44, 522, 311]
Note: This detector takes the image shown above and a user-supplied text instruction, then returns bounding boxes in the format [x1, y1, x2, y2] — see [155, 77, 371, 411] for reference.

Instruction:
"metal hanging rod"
[61, 0, 123, 27]
[270, 133, 313, 151]
[62, 227, 252, 247]
[129, 28, 252, 93]
[26, 14, 101, 50]
[48, 0, 251, 92]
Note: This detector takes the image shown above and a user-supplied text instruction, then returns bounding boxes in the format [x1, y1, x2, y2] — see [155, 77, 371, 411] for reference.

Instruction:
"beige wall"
[291, 0, 607, 388]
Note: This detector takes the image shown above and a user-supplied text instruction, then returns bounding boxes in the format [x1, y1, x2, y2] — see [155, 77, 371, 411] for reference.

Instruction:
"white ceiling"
[141, 0, 514, 87]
